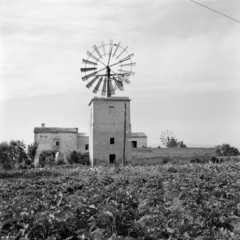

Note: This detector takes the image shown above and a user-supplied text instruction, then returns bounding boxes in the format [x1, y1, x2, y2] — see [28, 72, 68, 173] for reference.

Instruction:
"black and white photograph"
[0, 0, 240, 239]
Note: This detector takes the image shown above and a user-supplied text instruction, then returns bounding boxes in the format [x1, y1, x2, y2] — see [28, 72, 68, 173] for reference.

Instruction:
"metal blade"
[86, 51, 98, 61]
[108, 80, 115, 95]
[93, 77, 103, 94]
[113, 42, 121, 56]
[101, 41, 106, 55]
[101, 77, 107, 96]
[116, 46, 128, 59]
[93, 45, 102, 59]
[117, 75, 131, 85]
[80, 67, 97, 72]
[82, 72, 96, 81]
[121, 62, 136, 67]
[86, 76, 99, 88]
[109, 40, 113, 55]
[114, 78, 124, 91]
[118, 69, 135, 75]
[119, 53, 134, 63]
[82, 59, 98, 66]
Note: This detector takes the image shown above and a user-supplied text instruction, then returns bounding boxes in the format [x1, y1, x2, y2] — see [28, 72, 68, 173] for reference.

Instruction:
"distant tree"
[166, 137, 178, 148]
[8, 140, 28, 163]
[0, 140, 29, 169]
[0, 142, 12, 169]
[215, 144, 240, 157]
[166, 138, 187, 148]
[28, 142, 38, 161]
[178, 141, 187, 148]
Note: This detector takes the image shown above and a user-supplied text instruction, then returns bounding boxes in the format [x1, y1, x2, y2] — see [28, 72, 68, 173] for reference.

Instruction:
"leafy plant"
[1, 161, 240, 239]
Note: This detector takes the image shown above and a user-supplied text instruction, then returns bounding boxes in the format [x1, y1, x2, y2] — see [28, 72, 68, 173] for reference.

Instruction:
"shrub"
[162, 157, 170, 164]
[57, 158, 65, 165]
[28, 142, 38, 161]
[39, 150, 56, 168]
[0, 140, 30, 170]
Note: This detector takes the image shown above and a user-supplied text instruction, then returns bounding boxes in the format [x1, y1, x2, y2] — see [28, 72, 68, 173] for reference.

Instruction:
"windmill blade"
[101, 77, 107, 96]
[108, 80, 115, 95]
[113, 42, 121, 56]
[82, 72, 96, 81]
[113, 77, 124, 91]
[93, 77, 103, 94]
[86, 51, 98, 61]
[118, 75, 131, 84]
[119, 53, 134, 63]
[101, 41, 106, 55]
[116, 46, 128, 59]
[86, 76, 99, 89]
[80, 67, 97, 72]
[121, 62, 136, 67]
[109, 40, 113, 55]
[160, 139, 166, 144]
[82, 59, 98, 66]
[118, 69, 135, 75]
[93, 45, 102, 59]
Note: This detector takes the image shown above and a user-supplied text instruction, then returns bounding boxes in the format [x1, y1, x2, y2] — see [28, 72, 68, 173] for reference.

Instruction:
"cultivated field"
[1, 161, 240, 239]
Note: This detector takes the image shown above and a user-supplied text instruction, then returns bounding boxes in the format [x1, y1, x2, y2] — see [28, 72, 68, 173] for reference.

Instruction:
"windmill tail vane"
[80, 40, 136, 97]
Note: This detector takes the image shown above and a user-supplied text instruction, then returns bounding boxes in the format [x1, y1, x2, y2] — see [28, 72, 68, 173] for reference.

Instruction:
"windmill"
[160, 130, 177, 146]
[80, 40, 136, 97]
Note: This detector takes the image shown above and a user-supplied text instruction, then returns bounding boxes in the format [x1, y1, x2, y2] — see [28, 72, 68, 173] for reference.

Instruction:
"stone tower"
[89, 97, 132, 166]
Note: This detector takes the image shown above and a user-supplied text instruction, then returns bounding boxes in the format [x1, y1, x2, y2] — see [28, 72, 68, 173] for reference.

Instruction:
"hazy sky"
[0, 0, 240, 148]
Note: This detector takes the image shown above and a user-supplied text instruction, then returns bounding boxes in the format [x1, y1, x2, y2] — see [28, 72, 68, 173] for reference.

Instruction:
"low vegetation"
[1, 160, 240, 239]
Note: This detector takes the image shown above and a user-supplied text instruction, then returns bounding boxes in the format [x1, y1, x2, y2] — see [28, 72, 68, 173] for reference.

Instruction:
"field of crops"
[1, 161, 240, 240]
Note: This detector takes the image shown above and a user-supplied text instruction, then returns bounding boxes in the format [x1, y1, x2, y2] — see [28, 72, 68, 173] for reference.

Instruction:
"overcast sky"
[0, 0, 240, 148]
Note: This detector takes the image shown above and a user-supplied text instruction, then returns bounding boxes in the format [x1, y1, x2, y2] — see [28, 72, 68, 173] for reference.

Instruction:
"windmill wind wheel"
[80, 40, 135, 97]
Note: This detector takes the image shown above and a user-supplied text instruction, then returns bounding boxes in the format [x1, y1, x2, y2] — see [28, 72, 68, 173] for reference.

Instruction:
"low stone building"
[34, 124, 89, 156]
[131, 132, 147, 148]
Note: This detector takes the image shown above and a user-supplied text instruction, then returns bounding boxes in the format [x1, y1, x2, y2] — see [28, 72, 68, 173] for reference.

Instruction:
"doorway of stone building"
[109, 154, 116, 164]
[132, 141, 137, 148]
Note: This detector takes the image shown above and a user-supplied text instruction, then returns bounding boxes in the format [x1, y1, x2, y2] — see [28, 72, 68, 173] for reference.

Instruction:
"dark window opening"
[110, 138, 115, 144]
[109, 154, 116, 164]
[109, 106, 114, 114]
[55, 141, 60, 146]
[132, 141, 137, 148]
[85, 144, 89, 150]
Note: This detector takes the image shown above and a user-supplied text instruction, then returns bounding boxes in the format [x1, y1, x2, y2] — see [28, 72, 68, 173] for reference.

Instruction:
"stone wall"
[132, 147, 215, 162]
[131, 137, 147, 148]
[89, 97, 132, 166]
[77, 134, 89, 153]
[34, 132, 77, 155]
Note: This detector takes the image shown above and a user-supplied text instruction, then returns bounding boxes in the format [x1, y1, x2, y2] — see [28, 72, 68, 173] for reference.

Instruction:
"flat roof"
[131, 132, 147, 138]
[34, 127, 78, 133]
[89, 96, 131, 106]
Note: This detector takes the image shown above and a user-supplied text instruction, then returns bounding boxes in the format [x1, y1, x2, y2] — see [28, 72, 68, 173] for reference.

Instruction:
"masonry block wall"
[77, 133, 89, 153]
[132, 147, 215, 160]
[89, 97, 132, 166]
[34, 132, 78, 154]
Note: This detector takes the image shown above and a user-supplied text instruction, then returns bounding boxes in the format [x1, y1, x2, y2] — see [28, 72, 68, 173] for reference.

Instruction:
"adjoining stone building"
[34, 124, 89, 156]
[131, 132, 147, 148]
[34, 122, 147, 162]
